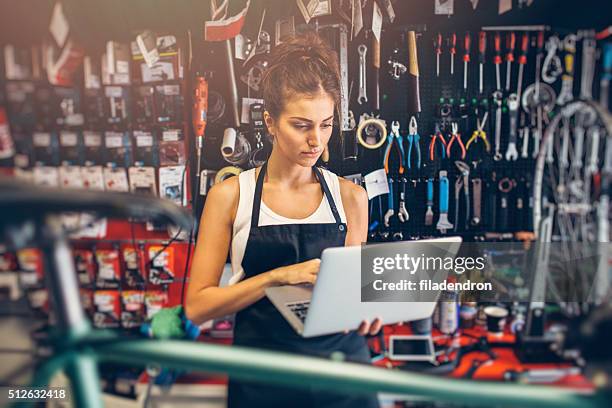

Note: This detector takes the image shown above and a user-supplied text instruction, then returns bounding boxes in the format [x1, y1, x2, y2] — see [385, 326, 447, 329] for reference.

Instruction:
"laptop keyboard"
[286, 301, 311, 323]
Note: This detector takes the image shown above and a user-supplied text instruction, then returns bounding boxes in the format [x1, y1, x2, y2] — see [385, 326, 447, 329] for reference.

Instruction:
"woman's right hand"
[270, 258, 321, 285]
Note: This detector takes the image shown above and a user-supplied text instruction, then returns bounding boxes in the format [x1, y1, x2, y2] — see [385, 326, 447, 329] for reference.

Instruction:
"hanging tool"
[498, 177, 515, 231]
[357, 113, 387, 149]
[384, 121, 405, 174]
[465, 111, 490, 153]
[579, 31, 596, 101]
[406, 116, 422, 169]
[435, 32, 442, 77]
[542, 35, 563, 84]
[557, 34, 576, 105]
[357, 44, 368, 104]
[516, 32, 529, 102]
[449, 33, 457, 75]
[454, 161, 470, 231]
[425, 178, 434, 226]
[429, 123, 447, 161]
[463, 32, 471, 91]
[505, 32, 516, 92]
[601, 43, 612, 110]
[447, 122, 466, 159]
[505, 93, 519, 161]
[398, 177, 409, 222]
[493, 91, 503, 161]
[372, 34, 381, 111]
[407, 31, 422, 113]
[471, 178, 482, 226]
[478, 31, 487, 94]
[520, 125, 530, 159]
[387, 47, 407, 80]
[437, 171, 453, 233]
[493, 32, 502, 91]
[384, 178, 395, 227]
[534, 31, 545, 99]
[192, 74, 208, 199]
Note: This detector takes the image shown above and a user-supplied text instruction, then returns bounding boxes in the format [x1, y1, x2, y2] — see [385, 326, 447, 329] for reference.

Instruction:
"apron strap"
[251, 162, 343, 227]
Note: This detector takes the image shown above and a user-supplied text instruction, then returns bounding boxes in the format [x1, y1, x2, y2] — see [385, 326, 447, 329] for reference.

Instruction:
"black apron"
[228, 162, 379, 408]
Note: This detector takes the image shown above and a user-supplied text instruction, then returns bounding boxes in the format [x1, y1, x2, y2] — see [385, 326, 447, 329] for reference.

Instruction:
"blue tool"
[406, 116, 422, 169]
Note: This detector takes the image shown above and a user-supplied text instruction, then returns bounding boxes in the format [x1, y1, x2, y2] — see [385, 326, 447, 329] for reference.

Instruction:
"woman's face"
[265, 89, 334, 167]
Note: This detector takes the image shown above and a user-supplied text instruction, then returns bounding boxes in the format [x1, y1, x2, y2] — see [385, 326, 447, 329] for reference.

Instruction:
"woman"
[185, 32, 381, 408]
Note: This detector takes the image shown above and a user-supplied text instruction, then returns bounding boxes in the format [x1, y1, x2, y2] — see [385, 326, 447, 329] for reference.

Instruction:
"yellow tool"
[465, 112, 490, 153]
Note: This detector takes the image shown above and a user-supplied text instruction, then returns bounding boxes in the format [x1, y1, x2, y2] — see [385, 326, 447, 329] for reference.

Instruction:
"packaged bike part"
[3, 44, 38, 80]
[147, 245, 175, 285]
[81, 165, 105, 190]
[104, 86, 130, 125]
[131, 34, 183, 83]
[132, 129, 158, 166]
[83, 89, 106, 126]
[145, 290, 168, 319]
[158, 128, 185, 166]
[83, 131, 104, 165]
[11, 132, 33, 169]
[159, 165, 186, 206]
[84, 55, 102, 90]
[32, 166, 59, 187]
[128, 166, 157, 196]
[122, 246, 145, 288]
[93, 290, 121, 328]
[34, 86, 61, 129]
[94, 249, 121, 288]
[58, 164, 84, 189]
[121, 290, 145, 328]
[54, 86, 84, 126]
[74, 249, 96, 286]
[135, 30, 160, 68]
[133, 85, 155, 125]
[59, 130, 84, 165]
[105, 41, 131, 85]
[4, 81, 36, 131]
[103, 166, 129, 192]
[16, 248, 43, 287]
[154, 84, 183, 124]
[104, 130, 131, 167]
[32, 131, 59, 166]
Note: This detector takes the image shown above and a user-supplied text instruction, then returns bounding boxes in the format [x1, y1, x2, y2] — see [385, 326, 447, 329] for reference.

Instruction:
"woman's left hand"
[345, 317, 383, 336]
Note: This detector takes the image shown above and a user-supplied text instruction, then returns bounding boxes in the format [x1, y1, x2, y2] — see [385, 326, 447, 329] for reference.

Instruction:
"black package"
[104, 86, 130, 125]
[54, 87, 84, 127]
[158, 128, 186, 166]
[133, 85, 155, 125]
[59, 130, 84, 165]
[83, 89, 106, 126]
[32, 131, 59, 166]
[83, 130, 104, 165]
[154, 84, 183, 124]
[104, 130, 132, 167]
[132, 129, 158, 167]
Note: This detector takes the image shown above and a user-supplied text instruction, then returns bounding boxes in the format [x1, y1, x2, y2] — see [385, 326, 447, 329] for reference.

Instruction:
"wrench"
[493, 91, 503, 161]
[556, 34, 576, 105]
[542, 35, 563, 84]
[579, 32, 597, 100]
[436, 171, 453, 233]
[471, 178, 482, 226]
[520, 126, 530, 159]
[505, 93, 519, 161]
[357, 44, 368, 104]
[398, 177, 409, 222]
[455, 161, 470, 230]
[384, 177, 394, 227]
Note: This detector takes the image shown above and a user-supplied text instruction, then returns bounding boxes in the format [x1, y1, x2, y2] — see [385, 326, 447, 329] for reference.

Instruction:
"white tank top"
[229, 168, 347, 285]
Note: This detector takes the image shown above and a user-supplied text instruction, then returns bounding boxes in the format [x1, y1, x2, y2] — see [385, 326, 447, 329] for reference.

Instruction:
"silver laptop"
[265, 237, 462, 337]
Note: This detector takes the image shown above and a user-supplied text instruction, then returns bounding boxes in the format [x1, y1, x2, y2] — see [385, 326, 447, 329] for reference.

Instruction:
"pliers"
[383, 121, 405, 174]
[465, 111, 491, 153]
[406, 116, 422, 169]
[446, 122, 466, 159]
[429, 123, 447, 161]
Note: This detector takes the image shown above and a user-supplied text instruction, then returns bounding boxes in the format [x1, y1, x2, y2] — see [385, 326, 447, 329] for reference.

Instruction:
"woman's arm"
[185, 177, 321, 325]
[339, 178, 369, 246]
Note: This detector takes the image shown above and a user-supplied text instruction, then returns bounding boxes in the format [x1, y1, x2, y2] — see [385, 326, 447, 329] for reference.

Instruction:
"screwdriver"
[449, 33, 457, 75]
[505, 31, 515, 92]
[535, 31, 545, 99]
[478, 31, 486, 94]
[493, 31, 502, 91]
[463, 32, 471, 90]
[516, 32, 529, 102]
[435, 32, 442, 77]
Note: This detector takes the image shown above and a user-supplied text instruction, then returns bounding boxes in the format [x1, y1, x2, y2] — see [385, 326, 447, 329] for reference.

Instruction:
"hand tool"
[425, 178, 434, 226]
[372, 34, 381, 111]
[406, 116, 422, 169]
[471, 178, 482, 226]
[497, 177, 515, 231]
[558, 117, 570, 192]
[357, 44, 368, 104]
[505, 93, 519, 161]
[436, 171, 453, 233]
[505, 32, 516, 92]
[435, 32, 442, 77]
[224, 40, 241, 128]
[463, 32, 471, 91]
[387, 47, 407, 79]
[534, 30, 545, 99]
[384, 178, 394, 227]
[556, 34, 576, 105]
[338, 24, 350, 131]
[485, 172, 497, 230]
[465, 111, 490, 153]
[601, 43, 612, 110]
[449, 33, 457, 75]
[397, 177, 409, 222]
[454, 176, 463, 232]
[406, 31, 422, 113]
[357, 113, 387, 149]
[384, 121, 405, 174]
[192, 75, 208, 198]
[542, 35, 563, 84]
[516, 32, 529, 102]
[446, 122, 466, 160]
[429, 123, 447, 161]
[493, 91, 503, 161]
[249, 103, 267, 166]
[493, 32, 502, 91]
[585, 125, 601, 177]
[520, 126, 530, 159]
[454, 161, 471, 231]
[579, 31, 596, 101]
[478, 31, 487, 94]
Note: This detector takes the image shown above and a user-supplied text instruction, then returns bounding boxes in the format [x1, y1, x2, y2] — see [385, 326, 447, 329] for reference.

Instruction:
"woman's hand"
[269, 258, 321, 286]
[345, 317, 383, 336]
